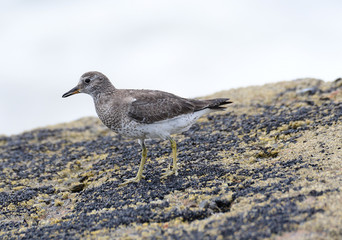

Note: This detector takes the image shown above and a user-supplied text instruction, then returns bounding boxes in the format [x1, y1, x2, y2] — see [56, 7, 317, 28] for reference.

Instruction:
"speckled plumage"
[62, 71, 232, 184]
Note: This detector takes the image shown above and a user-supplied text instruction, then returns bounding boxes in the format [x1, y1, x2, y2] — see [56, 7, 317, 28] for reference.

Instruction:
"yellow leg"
[161, 137, 178, 179]
[120, 140, 147, 186]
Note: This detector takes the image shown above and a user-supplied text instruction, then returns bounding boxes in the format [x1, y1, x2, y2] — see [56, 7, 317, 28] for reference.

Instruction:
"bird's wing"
[127, 90, 197, 124]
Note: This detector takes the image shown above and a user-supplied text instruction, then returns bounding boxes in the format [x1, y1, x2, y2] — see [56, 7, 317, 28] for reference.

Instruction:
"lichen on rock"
[0, 78, 341, 239]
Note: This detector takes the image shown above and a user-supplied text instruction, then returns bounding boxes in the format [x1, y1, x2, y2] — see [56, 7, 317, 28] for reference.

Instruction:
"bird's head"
[62, 71, 115, 98]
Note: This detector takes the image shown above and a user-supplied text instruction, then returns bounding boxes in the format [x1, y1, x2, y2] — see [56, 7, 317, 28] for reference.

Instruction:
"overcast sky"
[1, 0, 342, 135]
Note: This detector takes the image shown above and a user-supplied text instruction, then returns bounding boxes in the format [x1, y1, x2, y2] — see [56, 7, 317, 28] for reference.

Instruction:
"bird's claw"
[119, 175, 145, 186]
[161, 169, 178, 179]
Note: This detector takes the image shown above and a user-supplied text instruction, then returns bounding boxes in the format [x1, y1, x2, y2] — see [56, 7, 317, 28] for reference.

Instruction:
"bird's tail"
[207, 98, 233, 110]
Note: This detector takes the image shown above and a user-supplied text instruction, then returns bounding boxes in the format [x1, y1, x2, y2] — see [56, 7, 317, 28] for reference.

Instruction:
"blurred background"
[1, 0, 342, 135]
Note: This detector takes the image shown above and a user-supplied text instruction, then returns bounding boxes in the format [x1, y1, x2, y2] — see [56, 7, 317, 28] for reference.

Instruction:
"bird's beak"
[62, 86, 80, 98]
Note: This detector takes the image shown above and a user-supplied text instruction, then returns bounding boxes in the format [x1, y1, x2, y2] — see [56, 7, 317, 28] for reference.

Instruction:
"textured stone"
[0, 78, 341, 239]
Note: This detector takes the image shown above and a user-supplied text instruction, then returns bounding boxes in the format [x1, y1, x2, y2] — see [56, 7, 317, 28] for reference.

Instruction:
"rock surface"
[1, 78, 342, 239]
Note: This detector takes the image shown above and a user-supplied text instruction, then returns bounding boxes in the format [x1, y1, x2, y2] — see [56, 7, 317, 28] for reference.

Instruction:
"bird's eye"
[84, 78, 91, 84]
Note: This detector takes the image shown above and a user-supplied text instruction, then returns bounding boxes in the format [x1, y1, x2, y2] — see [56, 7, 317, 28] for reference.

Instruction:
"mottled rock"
[0, 78, 341, 239]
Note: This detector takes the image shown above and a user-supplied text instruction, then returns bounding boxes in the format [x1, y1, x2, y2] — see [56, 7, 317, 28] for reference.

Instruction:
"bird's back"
[123, 89, 231, 124]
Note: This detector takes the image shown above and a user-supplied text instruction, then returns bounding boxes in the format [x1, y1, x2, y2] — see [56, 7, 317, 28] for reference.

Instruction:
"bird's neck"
[91, 83, 116, 98]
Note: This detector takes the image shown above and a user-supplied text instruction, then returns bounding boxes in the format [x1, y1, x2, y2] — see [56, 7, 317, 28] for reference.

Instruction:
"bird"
[62, 71, 232, 186]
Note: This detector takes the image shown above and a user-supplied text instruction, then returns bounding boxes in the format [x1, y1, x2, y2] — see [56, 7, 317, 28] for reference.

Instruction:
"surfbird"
[62, 71, 232, 185]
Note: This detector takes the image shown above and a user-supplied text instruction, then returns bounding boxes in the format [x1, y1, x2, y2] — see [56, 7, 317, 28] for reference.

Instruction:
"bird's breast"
[94, 99, 123, 131]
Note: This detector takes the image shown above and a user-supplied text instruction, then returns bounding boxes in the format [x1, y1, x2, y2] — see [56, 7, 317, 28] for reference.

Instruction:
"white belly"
[118, 109, 211, 139]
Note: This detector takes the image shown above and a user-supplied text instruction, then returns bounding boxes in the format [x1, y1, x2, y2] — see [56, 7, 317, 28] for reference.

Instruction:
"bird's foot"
[119, 175, 145, 186]
[161, 168, 178, 179]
